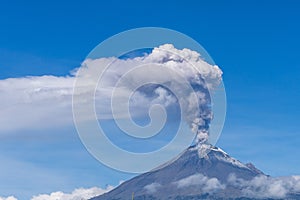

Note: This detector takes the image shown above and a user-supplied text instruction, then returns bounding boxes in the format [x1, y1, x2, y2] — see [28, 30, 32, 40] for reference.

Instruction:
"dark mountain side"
[91, 145, 266, 200]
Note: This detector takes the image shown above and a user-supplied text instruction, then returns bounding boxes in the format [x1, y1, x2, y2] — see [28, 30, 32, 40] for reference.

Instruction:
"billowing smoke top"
[140, 44, 223, 147]
[79, 44, 223, 150]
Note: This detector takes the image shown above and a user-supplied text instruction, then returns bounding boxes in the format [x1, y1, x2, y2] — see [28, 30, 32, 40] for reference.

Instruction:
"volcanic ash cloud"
[78, 44, 223, 149]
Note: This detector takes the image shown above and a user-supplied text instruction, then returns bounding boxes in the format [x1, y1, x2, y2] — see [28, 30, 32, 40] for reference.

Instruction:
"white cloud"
[228, 174, 300, 199]
[174, 173, 300, 198]
[0, 44, 223, 146]
[31, 186, 113, 200]
[174, 173, 225, 193]
[0, 196, 18, 200]
[0, 186, 113, 200]
[0, 75, 74, 133]
[3, 174, 300, 199]
[144, 182, 161, 194]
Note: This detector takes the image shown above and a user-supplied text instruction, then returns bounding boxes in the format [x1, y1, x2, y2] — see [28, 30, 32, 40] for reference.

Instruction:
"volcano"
[91, 145, 280, 200]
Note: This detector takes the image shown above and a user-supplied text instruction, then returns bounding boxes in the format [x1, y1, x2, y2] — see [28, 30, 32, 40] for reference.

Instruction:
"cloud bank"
[3, 174, 300, 199]
[171, 173, 300, 199]
[0, 75, 74, 132]
[228, 174, 300, 199]
[0, 44, 223, 146]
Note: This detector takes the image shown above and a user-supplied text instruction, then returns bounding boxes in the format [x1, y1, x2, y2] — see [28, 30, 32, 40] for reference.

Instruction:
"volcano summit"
[91, 145, 300, 200]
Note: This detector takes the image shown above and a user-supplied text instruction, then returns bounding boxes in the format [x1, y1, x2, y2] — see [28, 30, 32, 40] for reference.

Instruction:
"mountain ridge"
[91, 145, 268, 200]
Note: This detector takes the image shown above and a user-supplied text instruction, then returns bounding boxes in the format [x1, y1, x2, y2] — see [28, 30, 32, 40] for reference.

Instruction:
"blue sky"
[0, 0, 300, 199]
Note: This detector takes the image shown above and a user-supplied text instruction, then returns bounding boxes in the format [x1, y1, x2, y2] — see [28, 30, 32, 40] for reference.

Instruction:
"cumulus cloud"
[3, 175, 300, 199]
[144, 182, 162, 194]
[228, 174, 300, 199]
[31, 186, 113, 200]
[0, 186, 112, 200]
[174, 173, 225, 193]
[0, 196, 18, 200]
[173, 173, 300, 198]
[0, 44, 223, 146]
